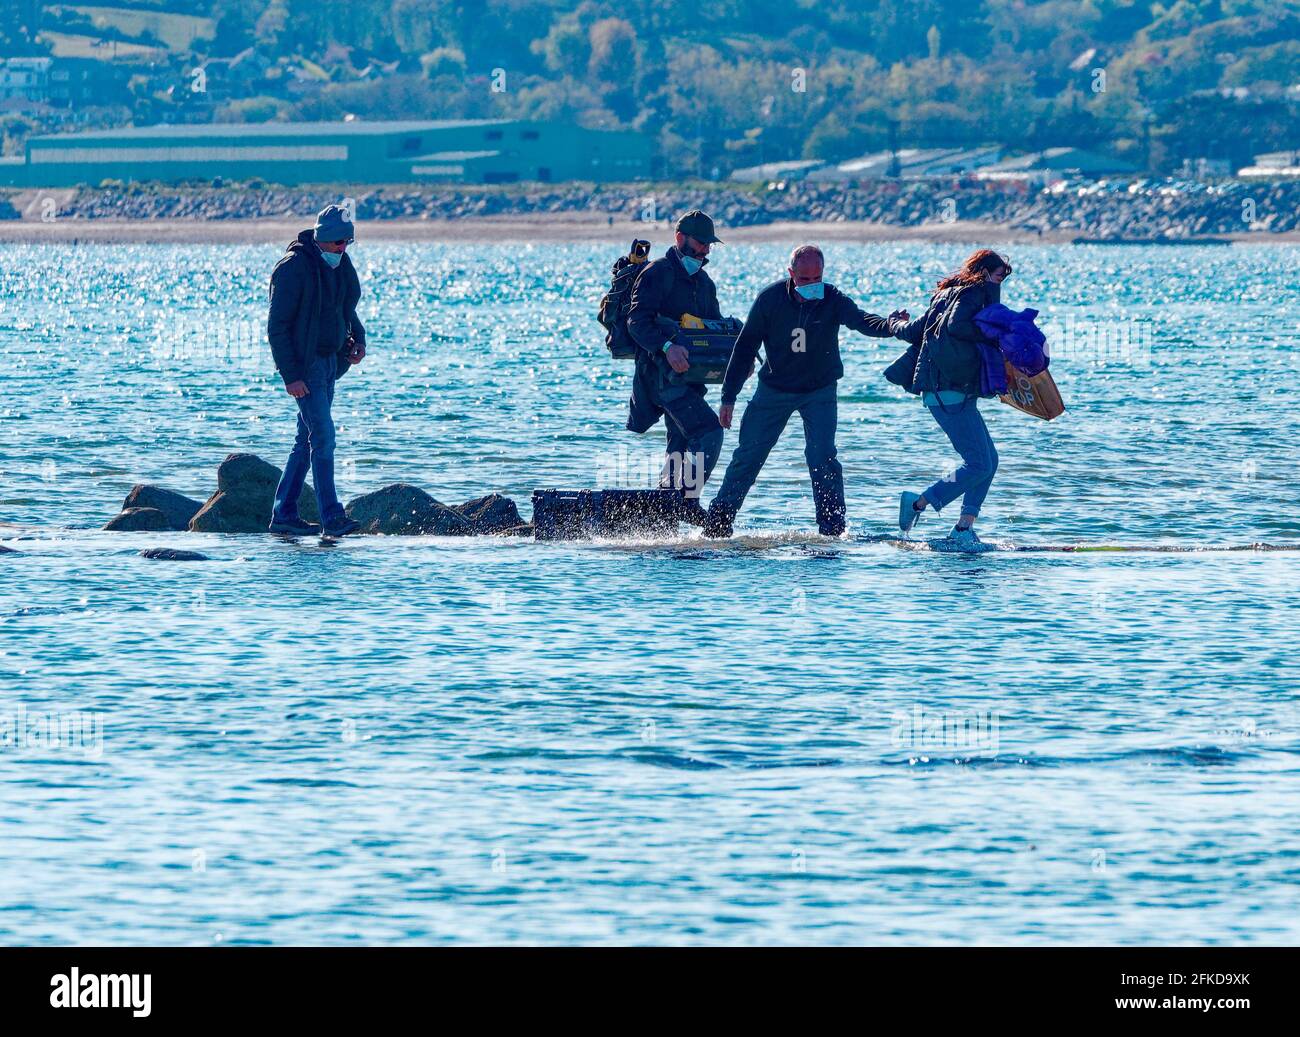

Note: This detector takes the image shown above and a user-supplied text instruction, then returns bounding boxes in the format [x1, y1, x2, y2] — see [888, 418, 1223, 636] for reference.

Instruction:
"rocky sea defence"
[101, 452, 530, 538]
[138, 547, 209, 561]
[11, 177, 1299, 239]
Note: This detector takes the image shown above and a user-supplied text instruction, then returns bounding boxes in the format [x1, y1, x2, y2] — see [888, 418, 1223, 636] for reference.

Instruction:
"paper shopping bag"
[999, 361, 1064, 420]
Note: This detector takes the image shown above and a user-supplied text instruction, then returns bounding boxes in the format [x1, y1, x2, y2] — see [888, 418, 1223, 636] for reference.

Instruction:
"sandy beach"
[0, 214, 1073, 245]
[1, 213, 1295, 245]
[7, 177, 1300, 245]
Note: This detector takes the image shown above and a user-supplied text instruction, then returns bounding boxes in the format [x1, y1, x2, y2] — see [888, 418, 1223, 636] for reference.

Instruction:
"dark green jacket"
[267, 230, 366, 386]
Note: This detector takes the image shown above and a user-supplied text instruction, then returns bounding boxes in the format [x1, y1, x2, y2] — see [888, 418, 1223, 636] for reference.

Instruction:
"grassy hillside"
[50, 5, 215, 51]
[40, 29, 165, 58]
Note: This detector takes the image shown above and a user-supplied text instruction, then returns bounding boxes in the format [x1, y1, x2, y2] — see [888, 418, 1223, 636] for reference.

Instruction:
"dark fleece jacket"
[267, 229, 367, 386]
[721, 279, 901, 404]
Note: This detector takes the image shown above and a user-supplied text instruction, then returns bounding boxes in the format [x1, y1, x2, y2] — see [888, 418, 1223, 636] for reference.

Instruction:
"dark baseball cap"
[675, 209, 722, 244]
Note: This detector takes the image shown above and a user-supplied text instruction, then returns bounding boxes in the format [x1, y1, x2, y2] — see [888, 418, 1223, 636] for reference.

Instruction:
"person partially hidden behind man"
[266, 204, 368, 536]
[703, 244, 909, 538]
[624, 209, 727, 525]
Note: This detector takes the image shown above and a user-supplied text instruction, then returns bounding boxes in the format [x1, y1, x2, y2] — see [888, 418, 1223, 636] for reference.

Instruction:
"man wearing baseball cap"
[266, 203, 368, 537]
[624, 209, 727, 523]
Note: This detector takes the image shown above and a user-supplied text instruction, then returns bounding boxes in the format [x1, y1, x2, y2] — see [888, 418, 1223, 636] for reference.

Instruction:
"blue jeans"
[711, 381, 844, 534]
[273, 353, 343, 524]
[924, 397, 999, 517]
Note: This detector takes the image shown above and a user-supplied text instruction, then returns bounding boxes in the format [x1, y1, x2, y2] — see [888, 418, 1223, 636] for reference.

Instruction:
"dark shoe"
[322, 516, 362, 537]
[678, 497, 709, 527]
[268, 516, 322, 536]
[702, 501, 735, 539]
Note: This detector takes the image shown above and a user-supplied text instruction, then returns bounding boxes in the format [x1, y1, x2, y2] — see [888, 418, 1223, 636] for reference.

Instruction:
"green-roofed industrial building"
[3, 119, 651, 187]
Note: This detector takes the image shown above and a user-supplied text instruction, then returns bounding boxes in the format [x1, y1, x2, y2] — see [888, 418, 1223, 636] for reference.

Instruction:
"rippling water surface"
[1, 241, 1298, 945]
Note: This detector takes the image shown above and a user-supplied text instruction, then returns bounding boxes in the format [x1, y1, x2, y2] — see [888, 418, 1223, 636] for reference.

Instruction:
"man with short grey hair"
[704, 244, 909, 537]
[267, 203, 367, 537]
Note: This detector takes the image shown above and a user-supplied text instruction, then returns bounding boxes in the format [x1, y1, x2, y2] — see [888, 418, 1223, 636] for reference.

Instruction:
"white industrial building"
[1238, 150, 1300, 177]
[805, 146, 1003, 181]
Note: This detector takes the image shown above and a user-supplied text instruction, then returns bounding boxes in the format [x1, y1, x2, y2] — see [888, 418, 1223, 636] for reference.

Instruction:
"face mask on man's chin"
[319, 248, 343, 269]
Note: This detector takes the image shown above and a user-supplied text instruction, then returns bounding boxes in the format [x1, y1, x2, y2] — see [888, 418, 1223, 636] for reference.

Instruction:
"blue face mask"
[794, 281, 824, 301]
[318, 246, 343, 269]
[680, 254, 702, 276]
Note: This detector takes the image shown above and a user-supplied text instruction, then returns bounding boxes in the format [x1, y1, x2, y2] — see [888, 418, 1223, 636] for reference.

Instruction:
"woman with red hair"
[887, 249, 1012, 546]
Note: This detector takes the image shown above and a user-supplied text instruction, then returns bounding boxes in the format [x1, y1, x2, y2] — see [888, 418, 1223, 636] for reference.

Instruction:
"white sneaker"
[948, 525, 981, 547]
[899, 491, 923, 532]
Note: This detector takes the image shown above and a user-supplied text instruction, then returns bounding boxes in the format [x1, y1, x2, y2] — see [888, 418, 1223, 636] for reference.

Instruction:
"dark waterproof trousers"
[710, 381, 845, 535]
[627, 353, 724, 499]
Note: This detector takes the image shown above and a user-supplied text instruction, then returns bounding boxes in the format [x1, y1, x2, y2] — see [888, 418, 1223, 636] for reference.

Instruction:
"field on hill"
[47, 4, 215, 51]
[40, 29, 165, 59]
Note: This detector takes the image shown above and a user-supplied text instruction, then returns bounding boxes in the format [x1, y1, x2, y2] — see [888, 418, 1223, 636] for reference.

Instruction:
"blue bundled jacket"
[973, 303, 1049, 395]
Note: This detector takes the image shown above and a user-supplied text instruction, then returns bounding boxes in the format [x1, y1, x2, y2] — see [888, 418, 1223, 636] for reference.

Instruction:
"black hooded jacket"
[625, 246, 723, 359]
[267, 230, 367, 385]
[892, 280, 1000, 396]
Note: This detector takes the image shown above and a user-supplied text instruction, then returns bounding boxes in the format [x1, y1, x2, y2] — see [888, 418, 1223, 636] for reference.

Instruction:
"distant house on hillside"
[47, 58, 130, 110]
[356, 60, 402, 82]
[227, 48, 273, 89]
[0, 57, 129, 112]
[192, 55, 237, 104]
[193, 48, 272, 102]
[282, 61, 330, 97]
[0, 57, 52, 109]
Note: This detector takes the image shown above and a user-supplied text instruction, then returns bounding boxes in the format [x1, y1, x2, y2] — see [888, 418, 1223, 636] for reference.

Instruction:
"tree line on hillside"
[4, 0, 1300, 172]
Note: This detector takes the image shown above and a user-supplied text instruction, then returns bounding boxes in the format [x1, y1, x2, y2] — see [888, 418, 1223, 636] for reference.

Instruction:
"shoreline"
[0, 215, 1296, 245]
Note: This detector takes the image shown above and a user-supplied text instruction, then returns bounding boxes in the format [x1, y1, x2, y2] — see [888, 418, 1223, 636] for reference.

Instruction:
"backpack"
[597, 239, 651, 359]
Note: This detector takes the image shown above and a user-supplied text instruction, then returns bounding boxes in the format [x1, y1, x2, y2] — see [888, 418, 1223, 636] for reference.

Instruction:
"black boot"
[678, 494, 709, 527]
[818, 513, 846, 537]
[816, 496, 846, 537]
[703, 501, 736, 538]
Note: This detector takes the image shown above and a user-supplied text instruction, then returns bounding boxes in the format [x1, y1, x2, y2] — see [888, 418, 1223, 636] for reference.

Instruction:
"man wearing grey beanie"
[266, 203, 368, 537]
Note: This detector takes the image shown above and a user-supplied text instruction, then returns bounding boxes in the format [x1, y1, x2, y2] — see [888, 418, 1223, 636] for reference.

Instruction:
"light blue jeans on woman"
[923, 395, 999, 517]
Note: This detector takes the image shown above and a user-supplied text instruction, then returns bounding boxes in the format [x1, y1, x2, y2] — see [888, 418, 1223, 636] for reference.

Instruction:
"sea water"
[0, 241, 1297, 944]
